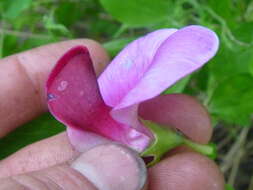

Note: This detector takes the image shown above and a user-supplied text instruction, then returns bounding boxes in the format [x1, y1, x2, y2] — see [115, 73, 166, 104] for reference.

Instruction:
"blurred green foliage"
[0, 0, 252, 189]
[0, 113, 64, 159]
[99, 0, 171, 26]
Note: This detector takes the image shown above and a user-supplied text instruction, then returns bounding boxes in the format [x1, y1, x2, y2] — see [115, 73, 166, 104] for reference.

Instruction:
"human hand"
[0, 40, 225, 190]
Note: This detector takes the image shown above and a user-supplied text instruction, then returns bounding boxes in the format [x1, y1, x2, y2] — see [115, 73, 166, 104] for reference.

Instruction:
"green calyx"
[140, 120, 217, 167]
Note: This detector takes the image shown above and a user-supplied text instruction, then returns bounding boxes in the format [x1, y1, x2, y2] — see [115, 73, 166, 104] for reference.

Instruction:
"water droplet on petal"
[79, 90, 84, 96]
[47, 93, 56, 101]
[57, 81, 68, 91]
[123, 58, 134, 69]
[128, 129, 141, 139]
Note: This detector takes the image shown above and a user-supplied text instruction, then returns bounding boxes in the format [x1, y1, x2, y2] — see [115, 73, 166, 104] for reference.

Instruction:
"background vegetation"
[0, 0, 253, 189]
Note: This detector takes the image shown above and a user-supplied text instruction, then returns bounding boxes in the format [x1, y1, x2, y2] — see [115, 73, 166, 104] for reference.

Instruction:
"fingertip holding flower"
[139, 94, 213, 144]
[46, 25, 219, 162]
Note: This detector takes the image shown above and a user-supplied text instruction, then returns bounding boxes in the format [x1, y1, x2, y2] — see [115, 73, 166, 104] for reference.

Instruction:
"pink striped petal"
[117, 25, 218, 108]
[99, 29, 178, 134]
[98, 25, 218, 136]
[98, 28, 178, 107]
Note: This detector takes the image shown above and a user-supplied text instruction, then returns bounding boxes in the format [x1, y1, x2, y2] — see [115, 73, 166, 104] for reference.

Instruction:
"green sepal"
[140, 120, 217, 167]
[140, 120, 183, 167]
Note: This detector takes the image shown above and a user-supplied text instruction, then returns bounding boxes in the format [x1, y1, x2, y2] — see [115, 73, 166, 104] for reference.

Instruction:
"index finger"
[0, 39, 110, 137]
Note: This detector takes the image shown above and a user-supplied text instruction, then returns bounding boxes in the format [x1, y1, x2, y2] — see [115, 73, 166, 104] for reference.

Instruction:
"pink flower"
[46, 25, 219, 154]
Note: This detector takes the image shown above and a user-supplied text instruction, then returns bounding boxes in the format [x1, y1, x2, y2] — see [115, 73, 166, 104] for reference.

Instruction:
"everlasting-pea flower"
[46, 25, 219, 165]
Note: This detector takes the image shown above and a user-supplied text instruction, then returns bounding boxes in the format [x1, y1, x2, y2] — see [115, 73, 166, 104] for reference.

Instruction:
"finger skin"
[0, 144, 147, 190]
[0, 39, 109, 137]
[0, 133, 224, 190]
[0, 164, 97, 190]
[148, 152, 225, 190]
[139, 94, 212, 143]
[0, 133, 77, 178]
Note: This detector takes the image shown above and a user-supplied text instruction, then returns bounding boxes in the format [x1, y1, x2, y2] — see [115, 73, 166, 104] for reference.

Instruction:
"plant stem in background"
[0, 20, 4, 58]
[0, 29, 51, 39]
[221, 127, 249, 173]
[113, 24, 128, 38]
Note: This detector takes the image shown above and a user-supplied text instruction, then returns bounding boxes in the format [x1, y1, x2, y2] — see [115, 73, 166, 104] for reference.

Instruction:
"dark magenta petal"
[46, 46, 151, 152]
[47, 46, 106, 128]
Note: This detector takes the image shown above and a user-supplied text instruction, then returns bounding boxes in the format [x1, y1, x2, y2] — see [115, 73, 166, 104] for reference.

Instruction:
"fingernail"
[71, 144, 147, 190]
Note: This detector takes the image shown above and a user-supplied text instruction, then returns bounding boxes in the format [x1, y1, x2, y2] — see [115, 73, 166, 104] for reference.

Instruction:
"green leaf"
[55, 1, 83, 27]
[209, 44, 253, 81]
[209, 74, 253, 126]
[0, 113, 64, 159]
[232, 21, 253, 43]
[2, 35, 19, 56]
[207, 0, 237, 27]
[99, 0, 171, 27]
[225, 184, 235, 190]
[243, 0, 253, 22]
[21, 37, 56, 51]
[3, 0, 32, 20]
[250, 59, 253, 76]
[103, 37, 136, 57]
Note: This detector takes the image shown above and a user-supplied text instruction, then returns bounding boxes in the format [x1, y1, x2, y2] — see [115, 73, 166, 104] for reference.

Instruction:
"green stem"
[183, 139, 217, 159]
[141, 120, 217, 167]
[0, 20, 5, 58]
[113, 24, 128, 38]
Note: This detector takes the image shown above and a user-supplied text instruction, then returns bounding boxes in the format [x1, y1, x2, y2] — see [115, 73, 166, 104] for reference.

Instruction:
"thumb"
[0, 144, 147, 190]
